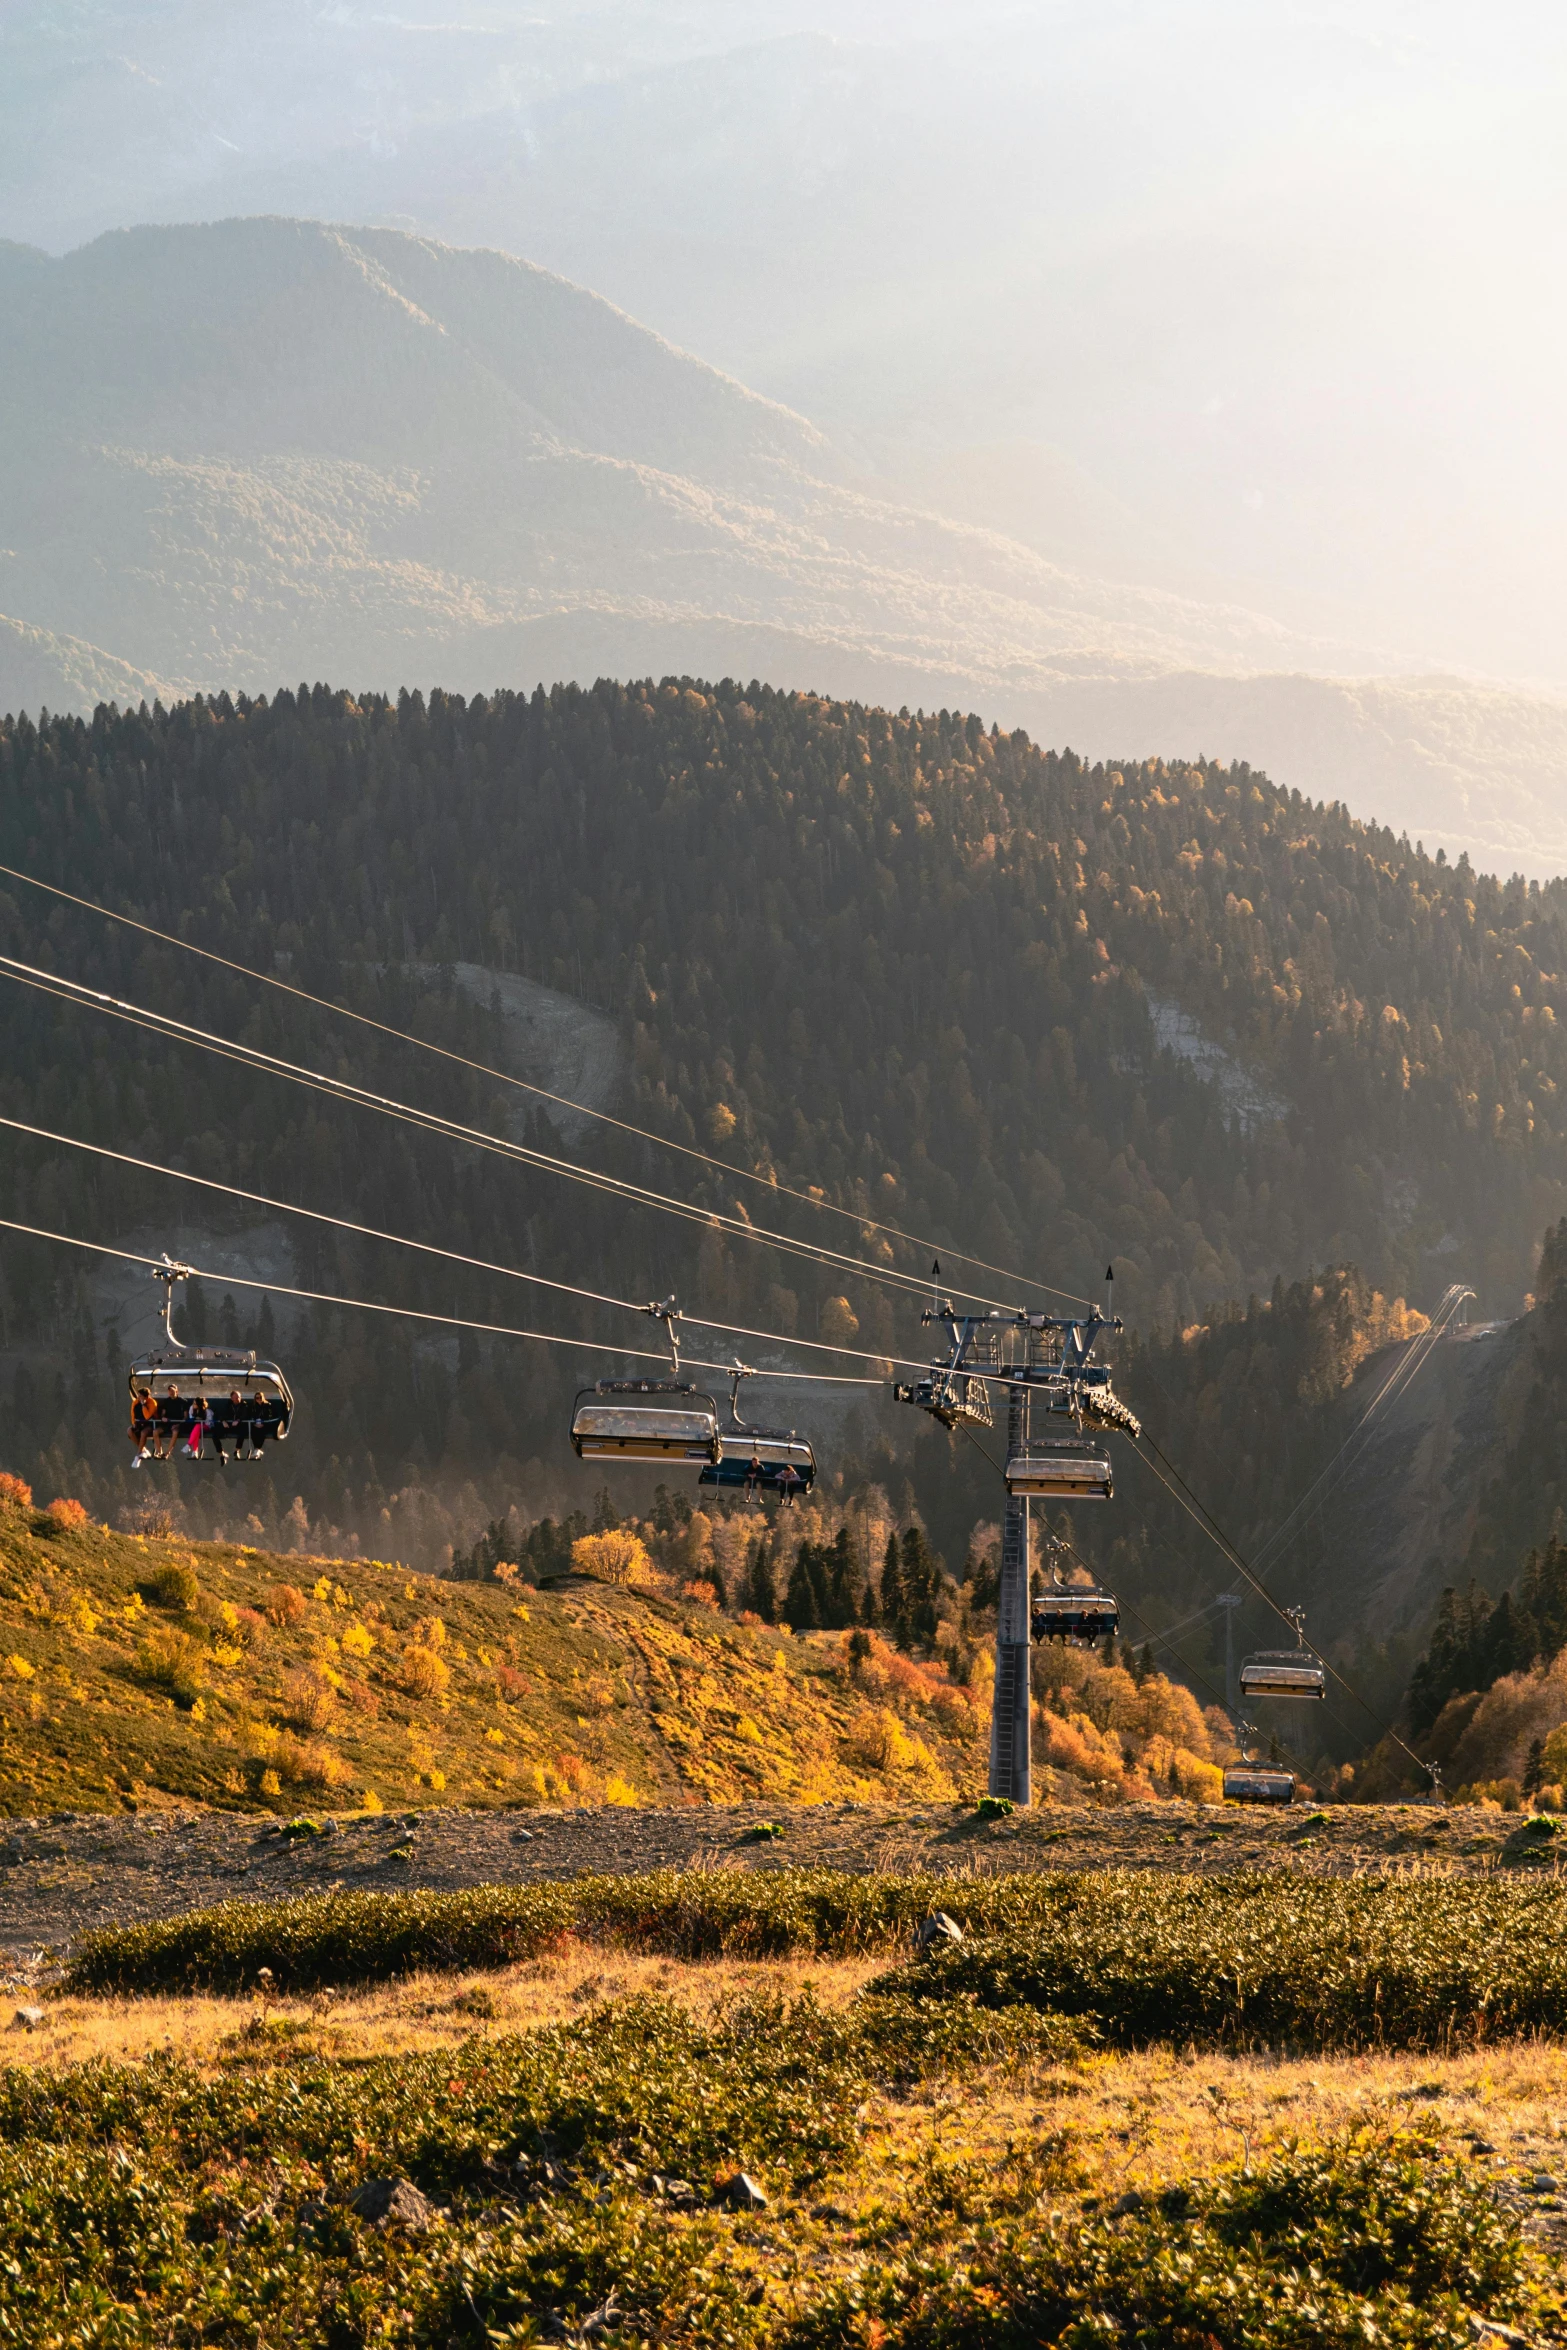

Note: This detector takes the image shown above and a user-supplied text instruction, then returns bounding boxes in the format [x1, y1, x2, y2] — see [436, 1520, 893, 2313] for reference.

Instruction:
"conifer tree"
[880, 1532, 905, 1641]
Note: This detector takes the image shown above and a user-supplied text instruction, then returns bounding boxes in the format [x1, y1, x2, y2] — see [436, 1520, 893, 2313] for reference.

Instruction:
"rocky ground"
[0, 1795, 1547, 1967]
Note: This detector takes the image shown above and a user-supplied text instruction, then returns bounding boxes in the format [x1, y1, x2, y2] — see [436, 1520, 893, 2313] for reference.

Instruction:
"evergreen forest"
[2, 676, 1566, 1762]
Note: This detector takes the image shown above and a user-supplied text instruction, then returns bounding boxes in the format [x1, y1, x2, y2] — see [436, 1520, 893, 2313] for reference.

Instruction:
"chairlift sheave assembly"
[569, 1296, 722, 1466]
[897, 1265, 1137, 1504]
[697, 1362, 815, 1499]
[1238, 1608, 1326, 1702]
[127, 1256, 293, 1463]
[1222, 1721, 1297, 1804]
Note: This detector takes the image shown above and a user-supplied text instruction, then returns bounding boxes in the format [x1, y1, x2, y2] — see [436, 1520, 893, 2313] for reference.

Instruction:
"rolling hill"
[3, 218, 1567, 870]
[0, 1475, 1248, 1818]
[2, 676, 1567, 1729]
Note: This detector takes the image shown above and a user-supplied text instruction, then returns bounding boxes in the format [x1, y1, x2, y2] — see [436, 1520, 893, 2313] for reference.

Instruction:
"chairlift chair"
[1238, 1608, 1326, 1701]
[1223, 1762, 1298, 1803]
[1031, 1586, 1120, 1645]
[1222, 1720, 1297, 1803]
[1005, 1440, 1114, 1501]
[127, 1258, 293, 1458]
[570, 1383, 723, 1463]
[698, 1366, 816, 1495]
[569, 1297, 722, 1466]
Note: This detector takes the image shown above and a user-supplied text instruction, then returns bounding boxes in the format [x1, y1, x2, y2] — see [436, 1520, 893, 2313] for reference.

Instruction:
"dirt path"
[0, 1796, 1544, 1965]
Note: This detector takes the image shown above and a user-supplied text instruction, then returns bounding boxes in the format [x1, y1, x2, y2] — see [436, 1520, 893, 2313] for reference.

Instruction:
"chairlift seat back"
[1223, 1764, 1297, 1804]
[571, 1381, 721, 1464]
[1031, 1589, 1119, 1644]
[129, 1355, 292, 1423]
[1005, 1444, 1113, 1501]
[1238, 1652, 1326, 1700]
[700, 1430, 816, 1491]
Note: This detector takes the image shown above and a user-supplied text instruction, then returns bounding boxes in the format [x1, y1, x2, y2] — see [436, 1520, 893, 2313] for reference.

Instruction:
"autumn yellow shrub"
[264, 1583, 308, 1629]
[399, 1643, 451, 1699]
[135, 1627, 206, 1708]
[571, 1529, 657, 1587]
[0, 1472, 33, 1508]
[280, 1667, 336, 1733]
[44, 1496, 90, 1529]
[846, 1705, 923, 1773]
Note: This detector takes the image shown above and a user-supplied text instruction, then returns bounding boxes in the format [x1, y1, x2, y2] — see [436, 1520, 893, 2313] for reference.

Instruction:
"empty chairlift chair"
[1005, 1439, 1114, 1502]
[570, 1296, 723, 1468]
[1238, 1609, 1326, 1702]
[570, 1382, 722, 1465]
[1222, 1720, 1297, 1803]
[1222, 1760, 1298, 1804]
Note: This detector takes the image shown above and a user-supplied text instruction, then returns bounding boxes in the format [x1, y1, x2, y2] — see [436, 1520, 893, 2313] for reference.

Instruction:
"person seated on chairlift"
[204, 1395, 234, 1467]
[252, 1393, 284, 1453]
[156, 1387, 183, 1461]
[129, 1386, 157, 1467]
[222, 1389, 250, 1460]
[777, 1459, 802, 1509]
[744, 1444, 763, 1504]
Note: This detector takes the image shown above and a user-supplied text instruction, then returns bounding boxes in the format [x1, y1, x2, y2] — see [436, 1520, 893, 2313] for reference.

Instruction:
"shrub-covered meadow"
[70, 1867, 1567, 2053]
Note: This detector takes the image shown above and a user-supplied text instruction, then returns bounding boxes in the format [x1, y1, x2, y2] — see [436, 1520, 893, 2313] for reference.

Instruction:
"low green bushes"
[792, 2133, 1544, 2350]
[871, 1872, 1567, 2049]
[70, 1868, 1567, 2054]
[69, 1867, 1065, 1994]
[0, 1990, 1069, 2349]
[0, 2017, 1544, 2350]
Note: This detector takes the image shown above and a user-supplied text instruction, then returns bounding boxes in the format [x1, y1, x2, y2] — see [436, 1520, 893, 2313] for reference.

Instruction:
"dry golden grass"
[4, 1947, 887, 2072]
[15, 1945, 1567, 2231]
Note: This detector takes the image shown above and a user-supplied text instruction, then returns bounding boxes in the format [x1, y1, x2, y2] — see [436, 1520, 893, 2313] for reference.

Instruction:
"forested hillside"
[0, 679, 1563, 1711]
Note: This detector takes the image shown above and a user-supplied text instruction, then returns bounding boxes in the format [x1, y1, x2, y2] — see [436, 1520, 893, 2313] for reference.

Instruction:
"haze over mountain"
[5, 214, 1567, 872]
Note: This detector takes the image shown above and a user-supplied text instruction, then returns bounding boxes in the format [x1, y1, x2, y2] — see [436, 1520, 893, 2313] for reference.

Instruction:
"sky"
[5, 0, 1567, 689]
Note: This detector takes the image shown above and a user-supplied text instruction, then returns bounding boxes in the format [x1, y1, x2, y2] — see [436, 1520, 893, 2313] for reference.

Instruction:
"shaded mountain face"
[4, 216, 1567, 872]
[0, 680, 1562, 1647]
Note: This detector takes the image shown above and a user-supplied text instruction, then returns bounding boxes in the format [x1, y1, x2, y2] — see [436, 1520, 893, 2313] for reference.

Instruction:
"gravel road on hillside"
[0, 1797, 1537, 1967]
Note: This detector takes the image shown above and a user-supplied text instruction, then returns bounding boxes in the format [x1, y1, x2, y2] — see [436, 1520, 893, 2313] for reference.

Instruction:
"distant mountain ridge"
[3, 216, 1567, 871]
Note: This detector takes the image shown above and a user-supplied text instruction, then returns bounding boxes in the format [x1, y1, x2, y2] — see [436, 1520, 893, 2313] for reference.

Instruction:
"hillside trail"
[0, 1797, 1541, 1972]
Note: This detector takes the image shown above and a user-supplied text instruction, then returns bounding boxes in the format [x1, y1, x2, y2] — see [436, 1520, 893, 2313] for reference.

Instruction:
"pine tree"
[784, 1543, 824, 1630]
[744, 1537, 777, 1623]
[880, 1532, 904, 1640]
[824, 1527, 861, 1628]
[899, 1524, 945, 1648]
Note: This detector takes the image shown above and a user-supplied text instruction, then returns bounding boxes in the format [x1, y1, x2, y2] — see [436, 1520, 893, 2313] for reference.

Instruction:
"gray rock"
[722, 2172, 769, 2211]
[13, 2006, 44, 2030]
[347, 2176, 436, 2231]
[915, 1911, 964, 1953]
[1107, 2190, 1146, 2218]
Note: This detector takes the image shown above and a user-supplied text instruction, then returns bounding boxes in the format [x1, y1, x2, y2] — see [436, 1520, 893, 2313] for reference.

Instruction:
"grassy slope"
[0, 1495, 987, 1818]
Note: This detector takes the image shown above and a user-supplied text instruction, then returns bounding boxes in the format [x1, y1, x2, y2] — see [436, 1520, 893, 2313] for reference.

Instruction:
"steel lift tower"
[896, 1267, 1135, 1806]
